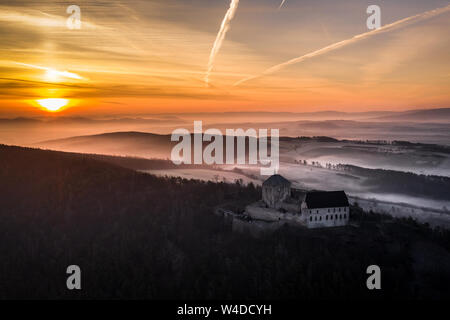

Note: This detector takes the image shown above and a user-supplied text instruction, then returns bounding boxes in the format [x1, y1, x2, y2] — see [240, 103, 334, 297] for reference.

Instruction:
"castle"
[245, 174, 350, 229]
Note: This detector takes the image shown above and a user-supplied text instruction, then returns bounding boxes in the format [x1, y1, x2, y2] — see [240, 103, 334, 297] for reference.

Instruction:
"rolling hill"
[37, 131, 173, 159]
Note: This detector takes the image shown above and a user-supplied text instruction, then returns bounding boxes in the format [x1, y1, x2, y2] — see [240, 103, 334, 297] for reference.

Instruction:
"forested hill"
[0, 144, 449, 299]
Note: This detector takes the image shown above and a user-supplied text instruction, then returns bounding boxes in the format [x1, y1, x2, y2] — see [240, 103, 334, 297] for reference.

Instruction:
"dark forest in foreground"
[0, 145, 449, 299]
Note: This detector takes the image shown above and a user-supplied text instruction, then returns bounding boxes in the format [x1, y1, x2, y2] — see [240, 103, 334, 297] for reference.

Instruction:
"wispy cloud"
[0, 1, 448, 115]
[14, 62, 86, 80]
[234, 4, 450, 86]
[205, 0, 240, 86]
[0, 6, 101, 30]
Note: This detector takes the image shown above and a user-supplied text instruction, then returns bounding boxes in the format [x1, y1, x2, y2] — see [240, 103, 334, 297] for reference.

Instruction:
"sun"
[44, 69, 60, 82]
[36, 98, 69, 112]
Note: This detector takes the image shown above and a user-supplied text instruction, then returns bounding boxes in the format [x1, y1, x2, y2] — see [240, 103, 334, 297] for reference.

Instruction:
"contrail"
[234, 4, 450, 86]
[278, 0, 286, 10]
[205, 0, 240, 86]
[14, 62, 84, 80]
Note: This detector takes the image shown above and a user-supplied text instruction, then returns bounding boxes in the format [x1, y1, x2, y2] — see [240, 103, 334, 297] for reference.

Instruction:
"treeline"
[0, 145, 449, 300]
[336, 164, 450, 201]
[281, 136, 339, 143]
[392, 140, 450, 154]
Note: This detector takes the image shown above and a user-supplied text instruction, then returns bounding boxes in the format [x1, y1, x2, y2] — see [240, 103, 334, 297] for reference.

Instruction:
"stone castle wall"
[246, 202, 303, 224]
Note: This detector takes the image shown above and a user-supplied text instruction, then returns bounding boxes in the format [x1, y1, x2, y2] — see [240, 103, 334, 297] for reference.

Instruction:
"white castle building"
[245, 174, 350, 229]
[301, 191, 349, 228]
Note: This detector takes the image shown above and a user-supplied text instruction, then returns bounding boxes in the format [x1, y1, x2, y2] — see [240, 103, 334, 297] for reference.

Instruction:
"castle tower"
[262, 174, 291, 208]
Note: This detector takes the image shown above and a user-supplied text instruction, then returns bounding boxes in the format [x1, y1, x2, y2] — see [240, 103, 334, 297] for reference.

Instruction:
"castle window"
[328, 209, 330, 213]
[344, 207, 347, 212]
[315, 217, 317, 221]
[335, 215, 337, 219]
[316, 210, 319, 214]
[326, 215, 328, 220]
[339, 214, 342, 219]
[333, 208, 336, 213]
[310, 217, 312, 222]
[320, 216, 322, 221]
[344, 214, 346, 219]
[339, 208, 341, 212]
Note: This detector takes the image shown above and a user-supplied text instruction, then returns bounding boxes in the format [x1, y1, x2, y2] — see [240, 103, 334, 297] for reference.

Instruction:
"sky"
[0, 0, 449, 117]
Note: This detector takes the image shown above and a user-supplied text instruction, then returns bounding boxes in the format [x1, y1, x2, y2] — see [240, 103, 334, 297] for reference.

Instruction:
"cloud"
[0, 6, 101, 30]
[234, 4, 450, 86]
[14, 62, 85, 80]
[205, 0, 240, 86]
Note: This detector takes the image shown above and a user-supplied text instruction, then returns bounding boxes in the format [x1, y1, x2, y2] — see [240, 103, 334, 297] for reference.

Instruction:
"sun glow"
[36, 98, 69, 112]
[14, 62, 84, 81]
[44, 69, 60, 82]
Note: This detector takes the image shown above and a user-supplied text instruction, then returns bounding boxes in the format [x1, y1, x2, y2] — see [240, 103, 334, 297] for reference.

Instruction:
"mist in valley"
[1, 108, 450, 228]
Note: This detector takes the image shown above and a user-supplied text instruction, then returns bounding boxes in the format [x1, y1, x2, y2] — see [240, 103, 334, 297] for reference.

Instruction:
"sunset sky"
[0, 0, 449, 117]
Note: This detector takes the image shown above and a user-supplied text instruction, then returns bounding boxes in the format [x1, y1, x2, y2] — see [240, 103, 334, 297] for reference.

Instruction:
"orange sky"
[0, 0, 449, 117]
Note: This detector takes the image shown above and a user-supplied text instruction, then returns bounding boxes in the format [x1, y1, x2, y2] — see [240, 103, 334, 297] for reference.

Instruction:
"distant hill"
[371, 108, 450, 122]
[212, 110, 396, 120]
[2, 108, 449, 147]
[36, 131, 173, 159]
[36, 131, 344, 160]
[0, 117, 41, 124]
[1, 108, 448, 125]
